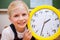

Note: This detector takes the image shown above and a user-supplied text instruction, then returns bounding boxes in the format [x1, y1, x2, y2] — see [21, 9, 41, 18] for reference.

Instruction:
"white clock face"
[30, 9, 60, 38]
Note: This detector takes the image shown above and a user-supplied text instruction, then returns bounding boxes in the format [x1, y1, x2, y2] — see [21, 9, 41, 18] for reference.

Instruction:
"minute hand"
[40, 19, 51, 35]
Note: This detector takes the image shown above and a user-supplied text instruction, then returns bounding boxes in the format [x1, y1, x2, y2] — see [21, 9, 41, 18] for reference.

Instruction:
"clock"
[27, 5, 60, 40]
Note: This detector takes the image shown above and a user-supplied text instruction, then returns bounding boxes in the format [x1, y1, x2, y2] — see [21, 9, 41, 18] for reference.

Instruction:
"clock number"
[45, 10, 49, 13]
[52, 29, 56, 33]
[57, 24, 59, 27]
[47, 32, 50, 37]
[55, 18, 58, 20]
[32, 25, 35, 28]
[34, 13, 38, 17]
[31, 19, 35, 22]
[35, 30, 39, 33]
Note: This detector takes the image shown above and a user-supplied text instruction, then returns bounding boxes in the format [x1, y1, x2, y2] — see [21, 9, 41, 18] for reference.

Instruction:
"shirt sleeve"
[1, 29, 11, 40]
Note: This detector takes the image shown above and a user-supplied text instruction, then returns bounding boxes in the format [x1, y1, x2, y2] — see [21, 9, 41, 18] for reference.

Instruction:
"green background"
[53, 0, 60, 9]
[0, 0, 30, 9]
[0, 0, 60, 9]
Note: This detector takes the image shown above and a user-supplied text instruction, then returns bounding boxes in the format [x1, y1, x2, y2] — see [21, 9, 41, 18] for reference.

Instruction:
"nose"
[19, 16, 24, 21]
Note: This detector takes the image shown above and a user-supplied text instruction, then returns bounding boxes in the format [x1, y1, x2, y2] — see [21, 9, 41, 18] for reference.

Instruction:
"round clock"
[27, 5, 60, 40]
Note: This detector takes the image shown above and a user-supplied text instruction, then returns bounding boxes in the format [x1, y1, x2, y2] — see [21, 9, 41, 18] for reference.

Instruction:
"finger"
[27, 34, 32, 40]
[24, 29, 31, 34]
[27, 30, 32, 39]
[24, 30, 29, 36]
[24, 30, 32, 37]
[28, 30, 31, 35]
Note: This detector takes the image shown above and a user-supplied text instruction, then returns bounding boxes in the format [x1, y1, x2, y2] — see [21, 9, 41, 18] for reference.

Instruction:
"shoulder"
[2, 26, 13, 34]
[2, 26, 14, 39]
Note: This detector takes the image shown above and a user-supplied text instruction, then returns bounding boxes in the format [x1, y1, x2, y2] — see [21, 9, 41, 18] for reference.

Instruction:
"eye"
[22, 13, 27, 16]
[14, 14, 19, 17]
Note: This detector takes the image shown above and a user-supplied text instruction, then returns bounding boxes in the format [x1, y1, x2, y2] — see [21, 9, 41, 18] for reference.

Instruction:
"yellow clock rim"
[27, 5, 60, 40]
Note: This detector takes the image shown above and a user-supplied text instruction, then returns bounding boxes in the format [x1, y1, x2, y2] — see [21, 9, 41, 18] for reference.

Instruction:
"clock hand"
[40, 19, 51, 35]
[44, 19, 51, 24]
[40, 22, 45, 35]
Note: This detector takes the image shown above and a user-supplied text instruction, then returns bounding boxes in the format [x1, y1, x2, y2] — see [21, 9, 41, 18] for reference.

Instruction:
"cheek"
[25, 16, 29, 22]
[25, 15, 29, 19]
[11, 18, 18, 23]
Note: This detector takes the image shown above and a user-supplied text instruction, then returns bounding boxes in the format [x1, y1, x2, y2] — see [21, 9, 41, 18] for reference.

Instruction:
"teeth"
[18, 22, 25, 25]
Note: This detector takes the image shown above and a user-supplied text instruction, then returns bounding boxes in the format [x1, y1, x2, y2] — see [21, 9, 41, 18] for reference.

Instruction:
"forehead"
[14, 7, 27, 13]
[14, 3, 27, 10]
[11, 6, 28, 15]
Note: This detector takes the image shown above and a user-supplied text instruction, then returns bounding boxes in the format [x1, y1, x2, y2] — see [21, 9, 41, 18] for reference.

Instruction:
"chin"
[18, 24, 26, 28]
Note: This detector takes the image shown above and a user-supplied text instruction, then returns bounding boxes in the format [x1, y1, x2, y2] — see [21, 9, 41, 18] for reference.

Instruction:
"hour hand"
[44, 19, 51, 24]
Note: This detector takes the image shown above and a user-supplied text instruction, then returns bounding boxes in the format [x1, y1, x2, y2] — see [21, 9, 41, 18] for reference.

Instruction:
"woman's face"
[9, 6, 29, 29]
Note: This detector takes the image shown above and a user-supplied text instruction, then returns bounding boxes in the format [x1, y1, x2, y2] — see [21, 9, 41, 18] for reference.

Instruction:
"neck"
[15, 27, 25, 33]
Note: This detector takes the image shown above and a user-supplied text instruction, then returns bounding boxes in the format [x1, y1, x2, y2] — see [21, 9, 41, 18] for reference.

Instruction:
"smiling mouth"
[18, 22, 26, 25]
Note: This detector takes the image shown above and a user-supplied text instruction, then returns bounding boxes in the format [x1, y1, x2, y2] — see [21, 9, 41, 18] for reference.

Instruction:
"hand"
[23, 30, 32, 40]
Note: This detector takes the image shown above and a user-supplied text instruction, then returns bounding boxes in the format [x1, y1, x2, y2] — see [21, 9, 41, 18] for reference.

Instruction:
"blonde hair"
[8, 0, 29, 16]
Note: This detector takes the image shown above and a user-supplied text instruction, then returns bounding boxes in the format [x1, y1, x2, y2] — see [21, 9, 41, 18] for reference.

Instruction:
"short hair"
[8, 0, 29, 16]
